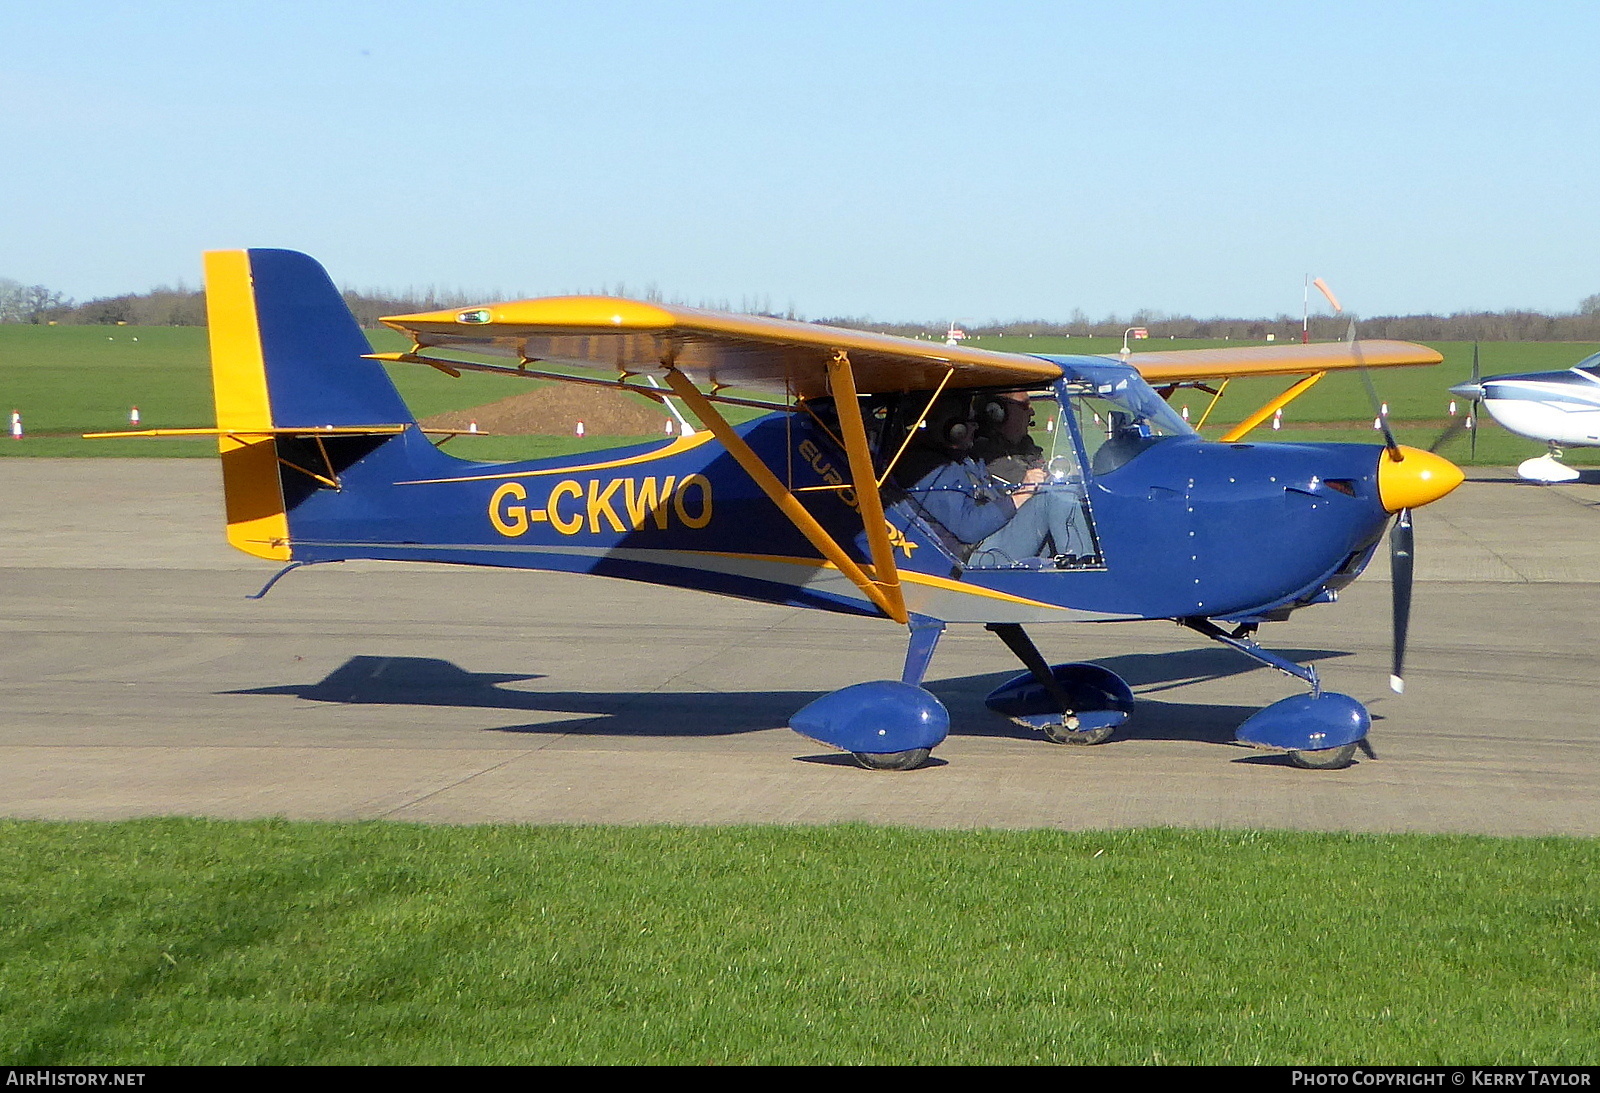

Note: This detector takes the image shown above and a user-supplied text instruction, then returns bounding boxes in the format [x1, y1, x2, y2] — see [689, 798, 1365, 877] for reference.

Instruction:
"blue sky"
[3, 1, 1596, 321]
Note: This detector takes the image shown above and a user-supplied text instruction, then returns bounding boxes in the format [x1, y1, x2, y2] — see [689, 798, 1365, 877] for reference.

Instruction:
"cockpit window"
[881, 387, 1103, 571]
[1573, 351, 1600, 378]
[1058, 367, 1194, 475]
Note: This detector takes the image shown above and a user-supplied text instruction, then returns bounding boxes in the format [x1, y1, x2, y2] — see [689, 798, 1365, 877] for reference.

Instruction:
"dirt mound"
[418, 383, 677, 436]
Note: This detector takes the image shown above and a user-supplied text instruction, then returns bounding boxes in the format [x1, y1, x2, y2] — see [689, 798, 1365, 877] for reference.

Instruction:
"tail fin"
[205, 249, 415, 560]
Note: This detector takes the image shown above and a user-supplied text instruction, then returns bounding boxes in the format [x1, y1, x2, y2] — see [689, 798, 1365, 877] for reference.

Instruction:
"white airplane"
[1450, 347, 1600, 482]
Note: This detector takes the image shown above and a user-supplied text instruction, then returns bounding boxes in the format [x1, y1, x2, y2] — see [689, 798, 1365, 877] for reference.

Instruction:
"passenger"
[897, 392, 1089, 568]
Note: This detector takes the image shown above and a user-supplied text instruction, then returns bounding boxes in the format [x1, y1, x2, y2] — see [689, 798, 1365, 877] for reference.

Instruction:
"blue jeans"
[969, 487, 1089, 567]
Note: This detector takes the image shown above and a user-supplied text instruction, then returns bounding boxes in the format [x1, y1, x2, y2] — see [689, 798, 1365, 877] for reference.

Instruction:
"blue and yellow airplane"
[96, 250, 1462, 771]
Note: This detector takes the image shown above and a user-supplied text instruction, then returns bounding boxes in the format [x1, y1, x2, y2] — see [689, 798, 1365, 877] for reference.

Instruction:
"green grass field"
[6, 327, 1598, 1065]
[2, 821, 1595, 1065]
[2, 325, 1595, 464]
[0, 325, 625, 460]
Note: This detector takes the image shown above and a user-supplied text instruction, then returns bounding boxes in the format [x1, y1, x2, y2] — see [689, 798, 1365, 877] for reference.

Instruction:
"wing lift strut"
[655, 349, 959, 769]
[662, 349, 909, 627]
[378, 344, 901, 620]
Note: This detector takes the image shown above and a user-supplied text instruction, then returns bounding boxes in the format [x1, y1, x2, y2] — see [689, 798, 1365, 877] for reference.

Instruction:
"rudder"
[204, 249, 415, 560]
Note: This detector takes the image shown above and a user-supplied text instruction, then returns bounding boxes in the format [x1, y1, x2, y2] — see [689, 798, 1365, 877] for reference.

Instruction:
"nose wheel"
[852, 748, 933, 771]
[1042, 719, 1116, 746]
[1287, 743, 1358, 770]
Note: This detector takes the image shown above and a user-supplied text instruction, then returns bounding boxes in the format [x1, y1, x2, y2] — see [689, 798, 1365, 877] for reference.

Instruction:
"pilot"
[971, 389, 1045, 486]
[897, 392, 1088, 567]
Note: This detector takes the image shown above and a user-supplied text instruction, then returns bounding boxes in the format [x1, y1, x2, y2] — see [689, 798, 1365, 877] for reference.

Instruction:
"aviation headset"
[924, 396, 978, 448]
[976, 394, 1013, 428]
[920, 391, 1026, 449]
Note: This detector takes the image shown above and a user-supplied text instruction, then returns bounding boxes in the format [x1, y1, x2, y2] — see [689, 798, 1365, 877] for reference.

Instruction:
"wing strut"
[1219, 371, 1327, 442]
[1193, 378, 1230, 430]
[826, 350, 907, 622]
[663, 366, 910, 624]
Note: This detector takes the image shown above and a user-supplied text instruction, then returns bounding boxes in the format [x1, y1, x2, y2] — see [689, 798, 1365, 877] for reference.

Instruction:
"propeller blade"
[1390, 508, 1414, 694]
[1469, 343, 1480, 460]
[1428, 416, 1467, 453]
[1354, 334, 1404, 461]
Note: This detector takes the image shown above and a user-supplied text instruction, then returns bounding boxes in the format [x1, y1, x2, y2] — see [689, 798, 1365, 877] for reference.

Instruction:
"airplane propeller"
[1470, 342, 1481, 459]
[1316, 278, 1416, 696]
[1429, 344, 1485, 457]
[1365, 355, 1419, 697]
[1389, 508, 1413, 694]
[1353, 321, 1405, 463]
[1443, 342, 1484, 460]
[1374, 381, 1416, 696]
[1427, 415, 1467, 454]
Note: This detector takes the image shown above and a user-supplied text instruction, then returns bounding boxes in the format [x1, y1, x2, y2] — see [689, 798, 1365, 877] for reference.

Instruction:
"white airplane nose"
[1448, 380, 1486, 401]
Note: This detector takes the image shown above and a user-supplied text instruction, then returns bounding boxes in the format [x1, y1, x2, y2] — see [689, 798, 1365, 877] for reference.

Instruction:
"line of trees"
[910, 307, 1600, 343]
[6, 278, 1600, 341]
[820, 294, 1600, 343]
[0, 282, 479, 329]
[0, 279, 71, 324]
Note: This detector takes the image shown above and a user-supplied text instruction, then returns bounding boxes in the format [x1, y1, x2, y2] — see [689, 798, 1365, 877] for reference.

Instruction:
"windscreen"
[1047, 360, 1194, 476]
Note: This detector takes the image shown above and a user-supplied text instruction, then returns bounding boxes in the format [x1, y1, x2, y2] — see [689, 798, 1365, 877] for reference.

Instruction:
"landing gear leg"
[986, 623, 1083, 734]
[848, 616, 949, 770]
[788, 615, 950, 771]
[1182, 618, 1371, 768]
[982, 624, 1132, 745]
[901, 615, 945, 686]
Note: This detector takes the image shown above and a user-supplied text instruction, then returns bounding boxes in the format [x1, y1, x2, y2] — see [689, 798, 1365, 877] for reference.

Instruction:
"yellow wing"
[1125, 340, 1442, 383]
[1121, 339, 1443, 441]
[381, 298, 1061, 399]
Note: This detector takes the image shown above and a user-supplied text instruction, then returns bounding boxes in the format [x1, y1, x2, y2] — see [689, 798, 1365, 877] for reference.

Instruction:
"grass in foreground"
[1, 821, 1595, 1065]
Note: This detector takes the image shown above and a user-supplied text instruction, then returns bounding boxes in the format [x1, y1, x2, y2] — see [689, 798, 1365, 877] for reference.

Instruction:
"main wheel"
[852, 748, 931, 771]
[1288, 743, 1358, 770]
[1042, 720, 1116, 746]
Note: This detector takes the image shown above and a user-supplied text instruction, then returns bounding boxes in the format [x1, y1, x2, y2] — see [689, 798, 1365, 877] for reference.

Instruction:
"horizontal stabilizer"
[85, 425, 413, 439]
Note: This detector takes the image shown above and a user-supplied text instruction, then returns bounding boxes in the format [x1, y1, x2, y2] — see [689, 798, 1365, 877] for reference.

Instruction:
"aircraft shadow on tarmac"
[228, 646, 1352, 748]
